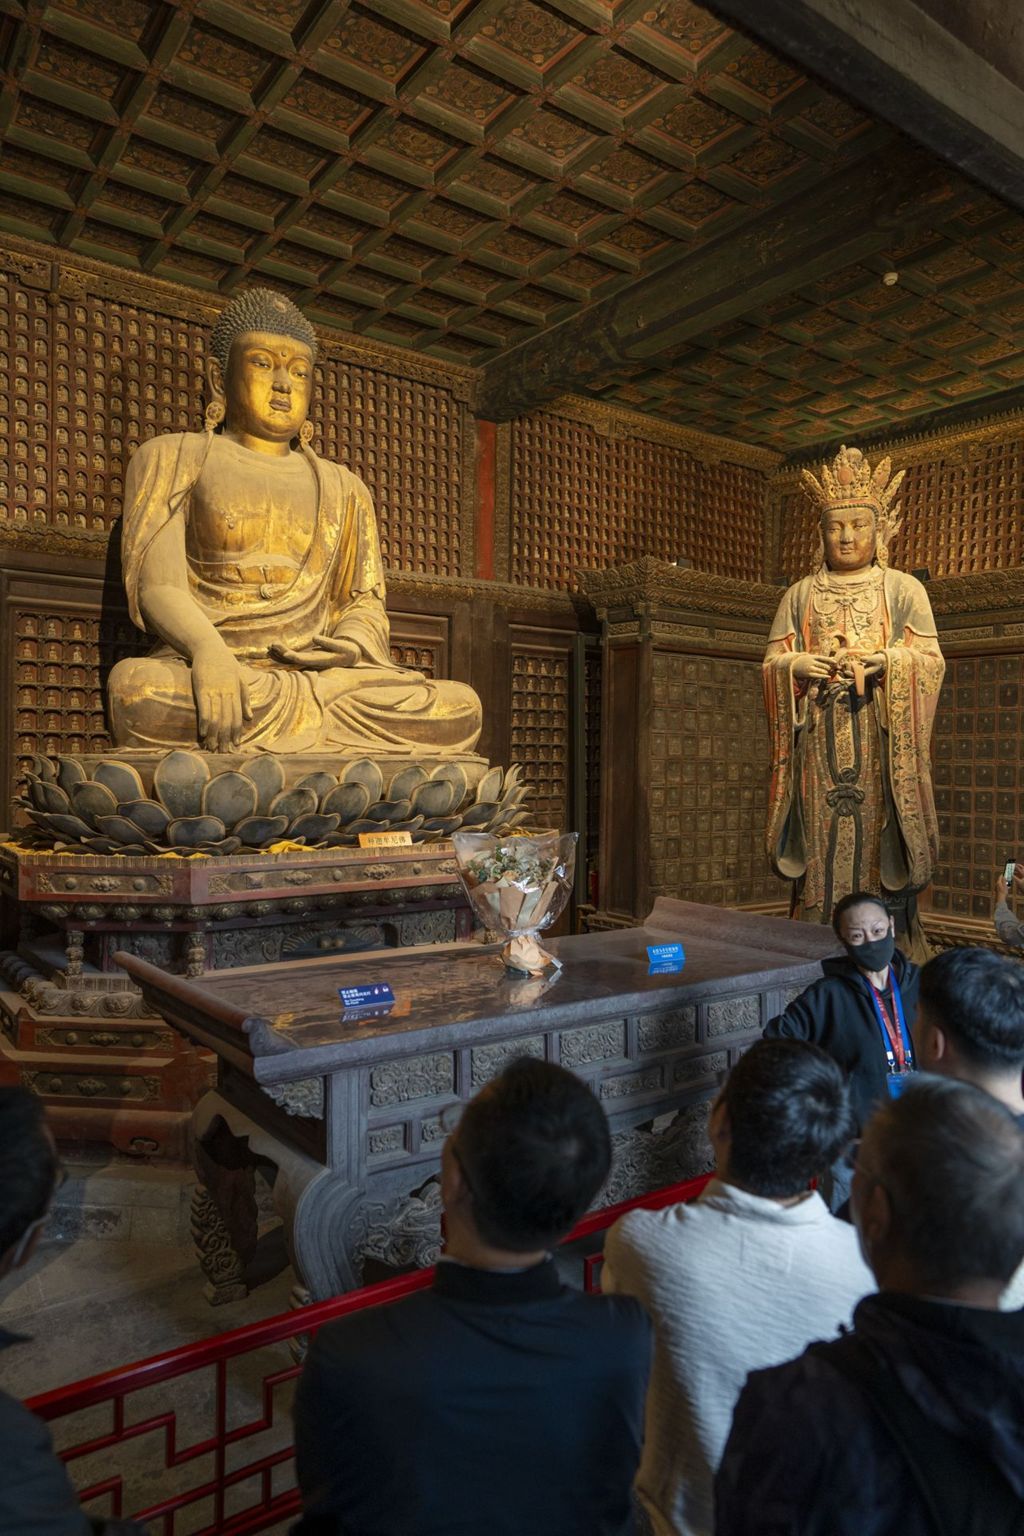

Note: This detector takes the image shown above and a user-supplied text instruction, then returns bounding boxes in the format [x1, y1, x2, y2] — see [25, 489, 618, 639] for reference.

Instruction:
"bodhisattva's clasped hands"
[790, 647, 887, 684]
[190, 634, 360, 752]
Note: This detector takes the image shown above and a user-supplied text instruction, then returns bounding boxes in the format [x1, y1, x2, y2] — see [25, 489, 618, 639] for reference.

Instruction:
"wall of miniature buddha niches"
[649, 651, 787, 910]
[927, 652, 1024, 925]
[508, 408, 769, 590]
[769, 426, 1024, 582]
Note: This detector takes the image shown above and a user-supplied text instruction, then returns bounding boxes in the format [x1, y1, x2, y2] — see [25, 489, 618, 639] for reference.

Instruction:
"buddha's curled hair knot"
[208, 287, 318, 370]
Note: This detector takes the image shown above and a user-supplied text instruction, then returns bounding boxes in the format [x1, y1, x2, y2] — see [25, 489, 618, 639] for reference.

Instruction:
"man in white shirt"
[602, 1039, 874, 1536]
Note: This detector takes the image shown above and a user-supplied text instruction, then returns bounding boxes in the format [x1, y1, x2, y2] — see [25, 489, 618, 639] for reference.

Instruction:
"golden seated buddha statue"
[108, 288, 482, 759]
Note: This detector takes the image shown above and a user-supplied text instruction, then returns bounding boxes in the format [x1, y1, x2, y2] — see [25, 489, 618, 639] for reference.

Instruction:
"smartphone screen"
[1004, 859, 1016, 884]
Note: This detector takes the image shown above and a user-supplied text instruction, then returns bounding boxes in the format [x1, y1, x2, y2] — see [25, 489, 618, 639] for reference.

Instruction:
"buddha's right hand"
[191, 645, 253, 753]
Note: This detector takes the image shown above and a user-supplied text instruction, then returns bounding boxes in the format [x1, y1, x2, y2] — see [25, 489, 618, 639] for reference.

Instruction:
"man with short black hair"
[764, 891, 918, 1207]
[914, 946, 1024, 1121]
[914, 945, 1024, 1309]
[716, 1077, 1024, 1536]
[603, 1041, 872, 1536]
[0, 1087, 149, 1536]
[292, 1057, 652, 1536]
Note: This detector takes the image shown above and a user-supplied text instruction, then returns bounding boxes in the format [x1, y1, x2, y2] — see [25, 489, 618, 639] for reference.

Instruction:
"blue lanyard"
[865, 976, 914, 1075]
[865, 972, 913, 1074]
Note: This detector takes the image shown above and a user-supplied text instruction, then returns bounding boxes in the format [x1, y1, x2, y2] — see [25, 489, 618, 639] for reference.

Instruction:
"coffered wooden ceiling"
[2, 0, 1024, 448]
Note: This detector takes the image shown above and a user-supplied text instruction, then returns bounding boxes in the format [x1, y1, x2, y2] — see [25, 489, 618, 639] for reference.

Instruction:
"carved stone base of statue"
[19, 749, 528, 856]
[0, 837, 475, 1158]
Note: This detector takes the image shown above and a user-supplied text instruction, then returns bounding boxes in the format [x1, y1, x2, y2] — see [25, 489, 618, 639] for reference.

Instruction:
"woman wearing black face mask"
[763, 892, 918, 1209]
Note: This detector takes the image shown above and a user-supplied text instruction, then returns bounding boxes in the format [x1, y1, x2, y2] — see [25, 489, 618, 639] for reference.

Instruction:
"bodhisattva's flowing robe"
[108, 431, 482, 755]
[763, 565, 944, 924]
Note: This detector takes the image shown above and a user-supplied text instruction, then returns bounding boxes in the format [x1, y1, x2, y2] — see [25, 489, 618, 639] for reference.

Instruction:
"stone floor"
[0, 1152, 299, 1533]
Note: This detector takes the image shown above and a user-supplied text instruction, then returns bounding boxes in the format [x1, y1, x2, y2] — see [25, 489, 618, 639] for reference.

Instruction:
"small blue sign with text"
[646, 942, 685, 975]
[339, 982, 396, 1010]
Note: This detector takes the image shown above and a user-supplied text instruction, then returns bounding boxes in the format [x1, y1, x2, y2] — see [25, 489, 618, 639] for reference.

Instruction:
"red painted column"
[474, 418, 496, 580]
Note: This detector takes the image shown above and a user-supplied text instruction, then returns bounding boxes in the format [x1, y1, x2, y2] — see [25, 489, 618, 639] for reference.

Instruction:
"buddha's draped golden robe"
[109, 432, 482, 755]
[763, 565, 944, 925]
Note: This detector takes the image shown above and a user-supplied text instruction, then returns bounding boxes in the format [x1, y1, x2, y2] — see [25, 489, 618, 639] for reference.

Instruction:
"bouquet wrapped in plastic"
[452, 830, 577, 976]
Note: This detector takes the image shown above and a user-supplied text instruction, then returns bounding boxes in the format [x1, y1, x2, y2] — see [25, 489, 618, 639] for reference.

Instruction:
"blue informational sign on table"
[339, 982, 396, 1009]
[646, 942, 685, 975]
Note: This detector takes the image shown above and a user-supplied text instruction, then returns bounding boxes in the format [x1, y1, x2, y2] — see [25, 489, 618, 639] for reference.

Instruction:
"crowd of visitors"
[2, 919, 1023, 1536]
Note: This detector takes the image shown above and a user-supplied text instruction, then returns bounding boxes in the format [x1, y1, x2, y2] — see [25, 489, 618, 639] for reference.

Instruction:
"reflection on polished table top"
[116, 898, 841, 1084]
[114, 898, 843, 1297]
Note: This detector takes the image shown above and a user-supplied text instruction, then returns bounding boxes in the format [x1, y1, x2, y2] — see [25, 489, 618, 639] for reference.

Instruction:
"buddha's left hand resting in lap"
[109, 288, 482, 756]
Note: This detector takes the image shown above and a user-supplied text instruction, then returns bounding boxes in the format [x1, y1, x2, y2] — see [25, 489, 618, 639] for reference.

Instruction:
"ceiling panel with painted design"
[1, 0, 1023, 448]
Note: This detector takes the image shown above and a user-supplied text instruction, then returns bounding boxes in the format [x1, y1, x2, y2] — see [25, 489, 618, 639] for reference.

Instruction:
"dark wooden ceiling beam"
[700, 0, 1024, 216]
[476, 148, 970, 421]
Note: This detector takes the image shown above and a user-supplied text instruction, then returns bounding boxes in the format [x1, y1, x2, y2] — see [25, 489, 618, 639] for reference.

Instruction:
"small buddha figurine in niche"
[763, 445, 945, 955]
[108, 288, 482, 757]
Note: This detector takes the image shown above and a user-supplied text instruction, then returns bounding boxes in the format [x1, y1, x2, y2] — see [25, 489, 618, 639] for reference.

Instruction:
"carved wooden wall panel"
[928, 654, 1024, 922]
[508, 408, 769, 589]
[771, 422, 1024, 582]
[509, 639, 572, 833]
[650, 652, 786, 908]
[0, 269, 207, 533]
[8, 601, 138, 788]
[383, 610, 448, 679]
[312, 365, 464, 576]
[584, 641, 602, 885]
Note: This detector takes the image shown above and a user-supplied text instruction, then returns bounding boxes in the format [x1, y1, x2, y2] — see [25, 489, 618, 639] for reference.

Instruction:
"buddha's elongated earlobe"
[204, 352, 226, 433]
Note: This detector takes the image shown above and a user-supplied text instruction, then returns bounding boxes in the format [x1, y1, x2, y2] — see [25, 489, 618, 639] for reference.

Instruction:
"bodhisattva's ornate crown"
[801, 444, 906, 569]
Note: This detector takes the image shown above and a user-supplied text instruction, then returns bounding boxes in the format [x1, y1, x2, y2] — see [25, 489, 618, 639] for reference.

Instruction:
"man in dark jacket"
[0, 1088, 149, 1536]
[715, 1076, 1024, 1536]
[291, 1057, 652, 1536]
[764, 891, 917, 1206]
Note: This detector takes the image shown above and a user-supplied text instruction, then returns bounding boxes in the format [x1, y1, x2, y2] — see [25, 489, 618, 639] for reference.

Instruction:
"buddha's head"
[207, 288, 318, 450]
[801, 445, 906, 575]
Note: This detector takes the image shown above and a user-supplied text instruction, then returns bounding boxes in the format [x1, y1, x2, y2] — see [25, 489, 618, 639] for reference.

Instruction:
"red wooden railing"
[28, 1172, 712, 1536]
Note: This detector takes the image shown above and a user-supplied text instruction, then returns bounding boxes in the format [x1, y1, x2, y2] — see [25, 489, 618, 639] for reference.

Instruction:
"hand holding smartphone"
[1004, 858, 1017, 887]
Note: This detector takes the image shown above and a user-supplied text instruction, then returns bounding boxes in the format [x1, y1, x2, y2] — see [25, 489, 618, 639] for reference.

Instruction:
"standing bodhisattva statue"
[108, 288, 482, 756]
[763, 445, 945, 953]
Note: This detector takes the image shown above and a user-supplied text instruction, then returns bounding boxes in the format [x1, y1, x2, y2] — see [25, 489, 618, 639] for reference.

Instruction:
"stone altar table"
[116, 899, 841, 1302]
[0, 840, 469, 1158]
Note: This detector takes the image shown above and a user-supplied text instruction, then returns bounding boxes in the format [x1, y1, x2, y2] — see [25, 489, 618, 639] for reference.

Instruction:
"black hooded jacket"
[763, 951, 919, 1132]
[715, 1292, 1024, 1536]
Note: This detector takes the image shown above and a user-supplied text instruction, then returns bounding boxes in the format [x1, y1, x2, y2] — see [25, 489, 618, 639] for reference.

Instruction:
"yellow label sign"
[357, 830, 414, 849]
